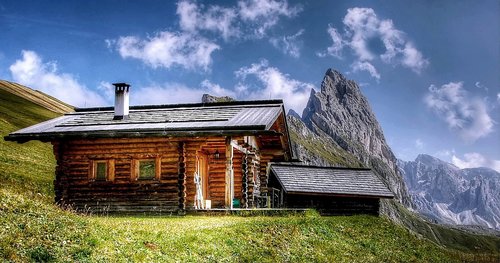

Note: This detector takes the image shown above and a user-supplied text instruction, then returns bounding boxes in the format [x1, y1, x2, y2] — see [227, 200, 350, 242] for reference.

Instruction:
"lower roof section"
[270, 163, 394, 199]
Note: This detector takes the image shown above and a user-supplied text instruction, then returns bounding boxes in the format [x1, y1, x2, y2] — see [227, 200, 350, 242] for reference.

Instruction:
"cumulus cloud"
[269, 29, 304, 58]
[235, 59, 313, 113]
[351, 61, 380, 80]
[131, 80, 237, 106]
[424, 82, 494, 142]
[131, 83, 204, 105]
[317, 25, 345, 58]
[177, 0, 239, 40]
[176, 0, 301, 40]
[9, 50, 107, 107]
[435, 149, 456, 160]
[319, 7, 428, 78]
[452, 152, 500, 173]
[200, 79, 237, 98]
[238, 0, 301, 37]
[110, 0, 301, 70]
[111, 32, 219, 71]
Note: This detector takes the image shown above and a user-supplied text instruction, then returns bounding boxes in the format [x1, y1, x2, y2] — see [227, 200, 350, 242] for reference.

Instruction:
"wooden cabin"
[5, 83, 394, 215]
[5, 83, 292, 213]
[268, 163, 394, 215]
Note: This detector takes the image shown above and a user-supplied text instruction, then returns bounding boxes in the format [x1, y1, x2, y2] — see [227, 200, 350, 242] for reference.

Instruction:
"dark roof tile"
[270, 163, 394, 198]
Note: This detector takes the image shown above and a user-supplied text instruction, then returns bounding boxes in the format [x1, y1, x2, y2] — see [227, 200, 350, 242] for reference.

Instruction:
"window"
[132, 157, 160, 181]
[138, 160, 156, 180]
[91, 160, 114, 182]
[95, 161, 107, 180]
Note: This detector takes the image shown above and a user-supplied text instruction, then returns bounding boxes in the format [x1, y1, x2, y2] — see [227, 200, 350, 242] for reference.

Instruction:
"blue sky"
[0, 0, 499, 170]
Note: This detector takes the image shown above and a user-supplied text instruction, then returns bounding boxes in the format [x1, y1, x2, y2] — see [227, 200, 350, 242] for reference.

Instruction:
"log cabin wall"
[51, 134, 281, 213]
[53, 137, 182, 213]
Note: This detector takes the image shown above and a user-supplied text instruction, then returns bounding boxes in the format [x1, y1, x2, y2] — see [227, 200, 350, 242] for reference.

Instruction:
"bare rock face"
[400, 154, 500, 230]
[300, 69, 412, 207]
[287, 114, 361, 168]
[201, 94, 235, 103]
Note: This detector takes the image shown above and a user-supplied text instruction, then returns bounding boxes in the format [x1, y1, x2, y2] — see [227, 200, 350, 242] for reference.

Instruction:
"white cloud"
[200, 79, 237, 98]
[351, 61, 380, 80]
[177, 0, 239, 40]
[317, 25, 345, 58]
[497, 93, 500, 103]
[269, 29, 304, 58]
[9, 50, 107, 107]
[435, 149, 456, 160]
[319, 7, 428, 78]
[176, 0, 301, 40]
[424, 82, 494, 142]
[475, 81, 488, 92]
[97, 81, 114, 99]
[131, 83, 205, 105]
[111, 31, 220, 71]
[452, 152, 500, 173]
[235, 59, 313, 113]
[131, 80, 237, 106]
[238, 0, 301, 37]
[415, 139, 424, 150]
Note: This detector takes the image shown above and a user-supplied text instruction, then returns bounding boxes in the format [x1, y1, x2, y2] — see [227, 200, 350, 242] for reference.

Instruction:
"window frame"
[132, 157, 161, 181]
[89, 159, 115, 182]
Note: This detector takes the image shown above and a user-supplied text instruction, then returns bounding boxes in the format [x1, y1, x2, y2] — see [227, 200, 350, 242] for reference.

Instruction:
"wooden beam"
[178, 142, 186, 211]
[225, 137, 234, 209]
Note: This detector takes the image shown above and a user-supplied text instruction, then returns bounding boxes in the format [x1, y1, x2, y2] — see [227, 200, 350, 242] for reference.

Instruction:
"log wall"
[53, 138, 181, 213]
[285, 195, 381, 215]
[52, 135, 281, 213]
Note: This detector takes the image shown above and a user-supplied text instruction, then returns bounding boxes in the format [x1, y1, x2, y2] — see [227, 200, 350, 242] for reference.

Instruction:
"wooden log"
[178, 142, 186, 210]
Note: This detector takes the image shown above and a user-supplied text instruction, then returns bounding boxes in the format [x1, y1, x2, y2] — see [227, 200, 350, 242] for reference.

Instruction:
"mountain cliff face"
[297, 69, 412, 207]
[399, 154, 500, 230]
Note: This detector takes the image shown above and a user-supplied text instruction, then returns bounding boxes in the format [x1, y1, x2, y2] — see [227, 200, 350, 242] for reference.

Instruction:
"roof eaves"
[4, 128, 280, 143]
[285, 191, 394, 199]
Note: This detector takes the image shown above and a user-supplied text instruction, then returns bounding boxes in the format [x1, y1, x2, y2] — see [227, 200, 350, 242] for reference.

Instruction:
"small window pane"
[139, 160, 155, 180]
[96, 162, 107, 180]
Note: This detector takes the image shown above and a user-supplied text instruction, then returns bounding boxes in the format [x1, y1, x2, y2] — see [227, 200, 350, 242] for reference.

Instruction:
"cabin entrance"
[194, 152, 209, 209]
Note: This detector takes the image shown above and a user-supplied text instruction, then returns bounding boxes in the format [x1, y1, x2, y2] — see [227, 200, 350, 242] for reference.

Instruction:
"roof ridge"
[75, 99, 284, 112]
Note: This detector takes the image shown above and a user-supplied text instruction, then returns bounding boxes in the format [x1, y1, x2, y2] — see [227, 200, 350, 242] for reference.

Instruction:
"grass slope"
[1, 87, 499, 262]
[0, 80, 73, 114]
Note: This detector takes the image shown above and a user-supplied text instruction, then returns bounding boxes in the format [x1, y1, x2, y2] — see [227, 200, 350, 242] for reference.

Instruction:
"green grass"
[1, 85, 499, 262]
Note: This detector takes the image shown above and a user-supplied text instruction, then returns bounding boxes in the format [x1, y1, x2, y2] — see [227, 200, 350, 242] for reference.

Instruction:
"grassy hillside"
[0, 80, 73, 114]
[1, 85, 499, 262]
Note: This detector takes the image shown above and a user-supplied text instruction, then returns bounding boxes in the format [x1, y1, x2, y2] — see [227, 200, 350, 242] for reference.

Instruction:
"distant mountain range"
[399, 154, 500, 230]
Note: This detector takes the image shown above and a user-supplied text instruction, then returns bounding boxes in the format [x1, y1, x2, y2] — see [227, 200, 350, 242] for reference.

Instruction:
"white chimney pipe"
[113, 83, 130, 120]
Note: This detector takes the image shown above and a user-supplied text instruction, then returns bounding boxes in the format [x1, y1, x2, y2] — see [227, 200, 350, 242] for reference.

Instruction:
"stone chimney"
[112, 83, 130, 120]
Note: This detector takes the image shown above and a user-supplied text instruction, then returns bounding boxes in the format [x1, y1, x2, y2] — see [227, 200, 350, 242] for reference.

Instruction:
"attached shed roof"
[5, 100, 287, 142]
[270, 163, 394, 199]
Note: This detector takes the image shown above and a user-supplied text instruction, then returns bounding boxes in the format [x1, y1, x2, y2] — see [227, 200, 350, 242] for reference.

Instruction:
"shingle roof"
[270, 163, 394, 198]
[5, 100, 286, 142]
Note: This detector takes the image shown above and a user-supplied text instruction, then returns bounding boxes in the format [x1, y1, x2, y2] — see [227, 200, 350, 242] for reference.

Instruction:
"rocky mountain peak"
[301, 69, 412, 207]
[322, 68, 359, 100]
[400, 154, 500, 230]
[201, 94, 235, 103]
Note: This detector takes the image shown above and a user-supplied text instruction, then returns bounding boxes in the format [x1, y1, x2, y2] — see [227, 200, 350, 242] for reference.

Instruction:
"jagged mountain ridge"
[298, 69, 412, 207]
[399, 154, 500, 230]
